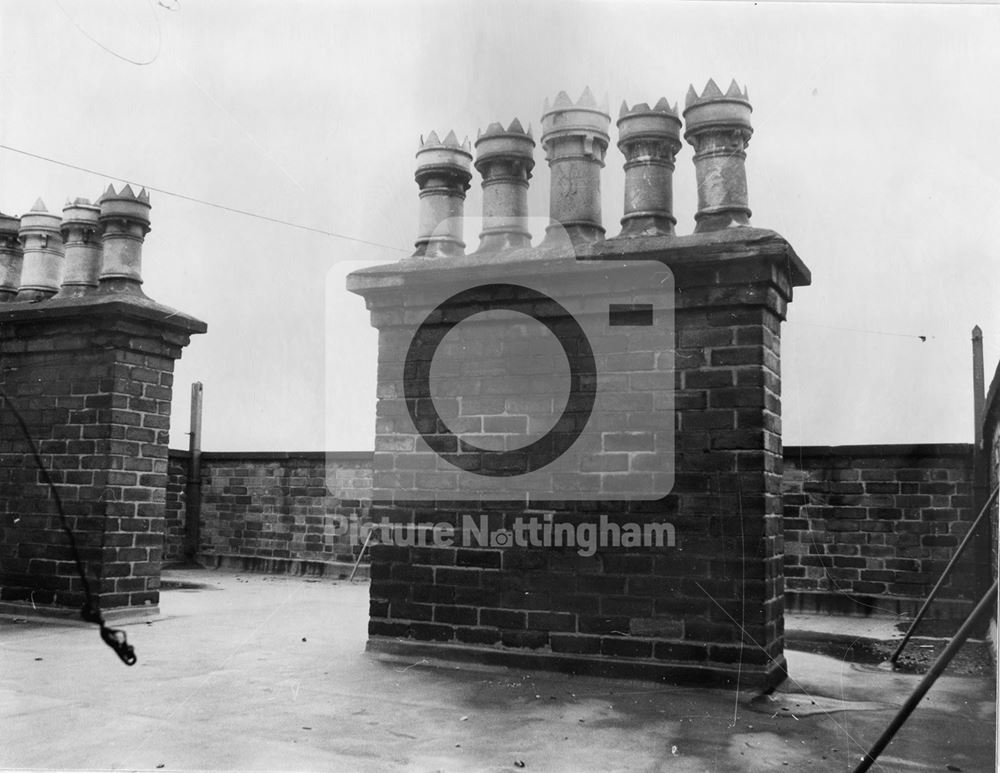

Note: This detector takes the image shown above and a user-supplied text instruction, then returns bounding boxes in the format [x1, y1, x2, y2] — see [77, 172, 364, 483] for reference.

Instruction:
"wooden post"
[184, 382, 203, 564]
[971, 327, 990, 599]
[973, 326, 985, 449]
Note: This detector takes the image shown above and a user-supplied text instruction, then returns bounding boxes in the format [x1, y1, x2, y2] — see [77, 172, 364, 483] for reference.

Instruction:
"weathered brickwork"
[0, 300, 204, 614]
[164, 453, 188, 562]
[782, 444, 978, 616]
[165, 451, 373, 571]
[347, 232, 808, 689]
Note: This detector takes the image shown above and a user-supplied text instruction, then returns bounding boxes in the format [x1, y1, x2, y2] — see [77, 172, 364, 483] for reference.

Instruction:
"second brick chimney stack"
[616, 98, 683, 237]
[55, 197, 102, 298]
[0, 212, 22, 301]
[683, 79, 754, 232]
[474, 119, 535, 252]
[350, 75, 811, 691]
[98, 184, 151, 292]
[16, 199, 64, 301]
[540, 88, 610, 245]
[413, 131, 473, 258]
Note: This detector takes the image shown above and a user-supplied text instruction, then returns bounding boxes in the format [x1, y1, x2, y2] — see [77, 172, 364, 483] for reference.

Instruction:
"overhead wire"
[2, 143, 954, 336]
[38, 0, 407, 255]
[796, 320, 932, 342]
[52, 0, 162, 67]
[0, 143, 410, 255]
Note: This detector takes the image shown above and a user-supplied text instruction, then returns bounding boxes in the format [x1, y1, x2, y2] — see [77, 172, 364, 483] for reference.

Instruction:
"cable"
[0, 384, 136, 666]
[797, 320, 932, 342]
[53, 0, 162, 67]
[0, 143, 410, 255]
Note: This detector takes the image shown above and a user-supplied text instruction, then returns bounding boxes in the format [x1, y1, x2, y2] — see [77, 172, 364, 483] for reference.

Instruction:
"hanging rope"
[0, 384, 136, 666]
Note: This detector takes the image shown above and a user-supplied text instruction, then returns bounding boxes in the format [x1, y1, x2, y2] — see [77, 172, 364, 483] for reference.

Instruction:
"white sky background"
[1, 0, 998, 452]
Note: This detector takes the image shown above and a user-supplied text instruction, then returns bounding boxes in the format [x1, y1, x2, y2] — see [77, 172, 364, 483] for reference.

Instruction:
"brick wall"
[0, 299, 204, 616]
[165, 451, 373, 573]
[783, 444, 978, 616]
[167, 442, 986, 621]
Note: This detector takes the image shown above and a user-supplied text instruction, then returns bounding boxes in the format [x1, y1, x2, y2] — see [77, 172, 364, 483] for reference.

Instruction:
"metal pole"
[889, 484, 999, 664]
[853, 579, 998, 773]
[184, 382, 203, 564]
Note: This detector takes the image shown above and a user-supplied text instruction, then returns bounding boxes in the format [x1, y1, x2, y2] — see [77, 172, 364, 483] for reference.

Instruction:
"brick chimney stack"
[413, 131, 473, 258]
[540, 88, 610, 245]
[98, 184, 151, 292]
[349, 77, 811, 690]
[683, 79, 753, 232]
[616, 98, 682, 237]
[0, 181, 206, 621]
[0, 212, 22, 301]
[54, 197, 102, 298]
[474, 119, 535, 252]
[16, 199, 64, 301]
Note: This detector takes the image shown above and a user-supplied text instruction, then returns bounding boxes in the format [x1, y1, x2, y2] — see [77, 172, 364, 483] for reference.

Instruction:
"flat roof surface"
[1, 569, 995, 772]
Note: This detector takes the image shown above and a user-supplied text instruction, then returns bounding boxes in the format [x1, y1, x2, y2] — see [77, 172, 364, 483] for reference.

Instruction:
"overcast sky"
[2, 0, 998, 452]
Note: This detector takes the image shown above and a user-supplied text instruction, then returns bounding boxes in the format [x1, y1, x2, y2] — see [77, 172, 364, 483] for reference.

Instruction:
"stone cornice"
[347, 228, 810, 297]
[0, 292, 207, 336]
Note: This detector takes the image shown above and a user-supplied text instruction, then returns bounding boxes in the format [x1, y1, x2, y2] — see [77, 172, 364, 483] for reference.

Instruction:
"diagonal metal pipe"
[855, 578, 998, 773]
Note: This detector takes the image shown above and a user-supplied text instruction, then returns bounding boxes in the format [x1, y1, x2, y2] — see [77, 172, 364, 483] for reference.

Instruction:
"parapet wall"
[165, 451, 372, 573]
[782, 444, 977, 617]
[166, 443, 982, 615]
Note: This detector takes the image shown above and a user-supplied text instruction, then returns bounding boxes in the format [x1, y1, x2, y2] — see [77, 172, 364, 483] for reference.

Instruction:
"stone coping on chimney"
[346, 227, 809, 293]
[0, 291, 207, 335]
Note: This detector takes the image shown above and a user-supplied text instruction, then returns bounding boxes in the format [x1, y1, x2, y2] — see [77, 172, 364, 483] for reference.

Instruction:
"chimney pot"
[413, 132, 473, 258]
[616, 99, 682, 237]
[683, 79, 753, 232]
[0, 212, 22, 301]
[540, 88, 611, 245]
[98, 184, 151, 293]
[16, 200, 64, 301]
[54, 197, 102, 298]
[474, 119, 535, 252]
